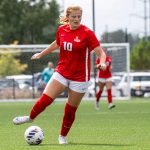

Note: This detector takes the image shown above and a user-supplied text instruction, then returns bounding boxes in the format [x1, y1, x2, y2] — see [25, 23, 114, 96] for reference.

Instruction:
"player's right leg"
[95, 90, 102, 109]
[12, 93, 54, 125]
[13, 72, 67, 125]
[95, 81, 105, 110]
[13, 116, 32, 125]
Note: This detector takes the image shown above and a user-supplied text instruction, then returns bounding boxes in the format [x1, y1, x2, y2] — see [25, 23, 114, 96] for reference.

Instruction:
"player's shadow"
[41, 142, 132, 147]
[69, 142, 132, 147]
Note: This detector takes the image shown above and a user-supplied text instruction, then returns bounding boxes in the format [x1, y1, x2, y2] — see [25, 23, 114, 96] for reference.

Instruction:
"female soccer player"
[13, 5, 106, 144]
[95, 50, 115, 110]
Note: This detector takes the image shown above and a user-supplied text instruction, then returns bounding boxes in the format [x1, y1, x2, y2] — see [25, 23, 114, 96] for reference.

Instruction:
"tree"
[100, 29, 140, 50]
[0, 0, 60, 44]
[0, 0, 60, 76]
[130, 39, 150, 70]
[0, 53, 27, 77]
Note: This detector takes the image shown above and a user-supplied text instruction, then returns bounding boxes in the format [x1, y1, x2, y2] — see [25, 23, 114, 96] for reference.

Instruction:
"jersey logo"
[74, 36, 80, 42]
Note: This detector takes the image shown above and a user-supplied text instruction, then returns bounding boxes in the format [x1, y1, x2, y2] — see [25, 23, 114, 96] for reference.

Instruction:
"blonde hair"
[60, 6, 82, 25]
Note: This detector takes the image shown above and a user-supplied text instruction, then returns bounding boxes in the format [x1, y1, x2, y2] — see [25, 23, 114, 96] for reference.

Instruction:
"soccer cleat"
[13, 116, 32, 125]
[108, 103, 116, 109]
[95, 101, 100, 110]
[58, 135, 67, 144]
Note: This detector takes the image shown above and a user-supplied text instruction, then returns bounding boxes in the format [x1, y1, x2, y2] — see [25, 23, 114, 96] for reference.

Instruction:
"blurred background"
[0, 0, 150, 100]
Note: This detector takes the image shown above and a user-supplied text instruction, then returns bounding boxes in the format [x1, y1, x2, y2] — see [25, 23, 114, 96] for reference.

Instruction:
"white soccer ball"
[24, 126, 44, 145]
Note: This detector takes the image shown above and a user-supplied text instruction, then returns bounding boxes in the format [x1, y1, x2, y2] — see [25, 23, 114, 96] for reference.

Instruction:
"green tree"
[0, 53, 27, 77]
[0, 0, 60, 75]
[100, 29, 140, 50]
[0, 0, 60, 44]
[130, 39, 150, 70]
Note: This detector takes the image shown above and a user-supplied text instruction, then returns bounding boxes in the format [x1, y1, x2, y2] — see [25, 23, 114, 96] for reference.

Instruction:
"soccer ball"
[24, 126, 44, 145]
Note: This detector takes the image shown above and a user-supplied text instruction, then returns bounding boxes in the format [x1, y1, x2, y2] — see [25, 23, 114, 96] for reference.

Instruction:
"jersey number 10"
[63, 42, 72, 51]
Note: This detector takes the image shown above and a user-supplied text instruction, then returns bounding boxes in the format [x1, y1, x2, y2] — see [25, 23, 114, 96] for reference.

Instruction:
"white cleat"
[108, 103, 116, 109]
[13, 116, 32, 125]
[95, 101, 100, 110]
[58, 135, 67, 144]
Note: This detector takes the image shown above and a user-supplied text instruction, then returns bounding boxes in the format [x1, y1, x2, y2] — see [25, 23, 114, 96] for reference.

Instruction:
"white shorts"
[50, 72, 91, 93]
[97, 77, 112, 83]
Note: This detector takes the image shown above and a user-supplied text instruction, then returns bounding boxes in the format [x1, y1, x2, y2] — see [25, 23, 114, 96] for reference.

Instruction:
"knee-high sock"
[60, 102, 77, 136]
[30, 94, 53, 120]
[96, 90, 102, 102]
[107, 89, 112, 104]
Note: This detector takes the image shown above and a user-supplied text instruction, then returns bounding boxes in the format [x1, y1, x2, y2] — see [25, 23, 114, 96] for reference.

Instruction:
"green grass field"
[0, 98, 150, 150]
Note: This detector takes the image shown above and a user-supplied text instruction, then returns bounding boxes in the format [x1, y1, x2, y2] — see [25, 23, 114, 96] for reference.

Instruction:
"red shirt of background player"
[96, 55, 112, 78]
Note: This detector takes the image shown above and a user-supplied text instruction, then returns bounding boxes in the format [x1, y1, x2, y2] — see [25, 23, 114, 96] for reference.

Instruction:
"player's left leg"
[59, 91, 85, 144]
[58, 81, 87, 144]
[106, 80, 115, 109]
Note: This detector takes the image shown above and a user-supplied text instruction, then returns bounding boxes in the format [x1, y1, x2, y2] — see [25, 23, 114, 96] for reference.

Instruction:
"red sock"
[96, 90, 102, 102]
[60, 102, 77, 136]
[107, 89, 112, 103]
[30, 94, 53, 120]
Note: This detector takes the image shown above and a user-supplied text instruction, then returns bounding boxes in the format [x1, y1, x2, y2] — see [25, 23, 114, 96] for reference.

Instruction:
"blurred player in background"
[41, 61, 54, 86]
[13, 5, 106, 144]
[36, 61, 54, 94]
[95, 49, 115, 110]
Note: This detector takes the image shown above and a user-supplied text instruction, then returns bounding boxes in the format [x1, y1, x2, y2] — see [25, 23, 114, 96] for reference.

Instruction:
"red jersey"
[55, 24, 100, 82]
[96, 56, 112, 78]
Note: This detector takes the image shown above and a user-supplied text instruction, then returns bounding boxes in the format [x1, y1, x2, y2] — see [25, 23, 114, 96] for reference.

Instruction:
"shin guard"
[60, 102, 77, 136]
[30, 94, 53, 120]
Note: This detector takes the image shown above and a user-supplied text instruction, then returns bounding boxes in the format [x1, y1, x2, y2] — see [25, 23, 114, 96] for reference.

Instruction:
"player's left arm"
[109, 56, 112, 71]
[93, 46, 106, 70]
[110, 65, 112, 71]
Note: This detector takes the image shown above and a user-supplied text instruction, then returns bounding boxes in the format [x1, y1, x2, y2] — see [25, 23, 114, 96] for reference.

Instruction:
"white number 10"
[63, 42, 72, 51]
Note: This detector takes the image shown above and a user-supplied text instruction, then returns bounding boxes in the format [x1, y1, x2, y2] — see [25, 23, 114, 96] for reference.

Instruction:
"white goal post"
[0, 43, 130, 100]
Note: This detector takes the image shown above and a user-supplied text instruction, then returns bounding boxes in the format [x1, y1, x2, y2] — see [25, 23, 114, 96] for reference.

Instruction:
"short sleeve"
[56, 27, 60, 46]
[86, 30, 100, 51]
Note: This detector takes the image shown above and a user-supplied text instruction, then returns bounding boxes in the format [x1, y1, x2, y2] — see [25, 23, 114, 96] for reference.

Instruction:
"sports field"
[0, 98, 150, 150]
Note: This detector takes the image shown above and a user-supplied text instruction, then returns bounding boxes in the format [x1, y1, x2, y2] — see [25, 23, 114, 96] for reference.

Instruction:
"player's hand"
[97, 63, 106, 70]
[31, 53, 42, 60]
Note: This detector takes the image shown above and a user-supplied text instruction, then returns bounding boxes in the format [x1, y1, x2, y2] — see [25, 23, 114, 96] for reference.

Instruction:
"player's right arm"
[31, 40, 59, 60]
